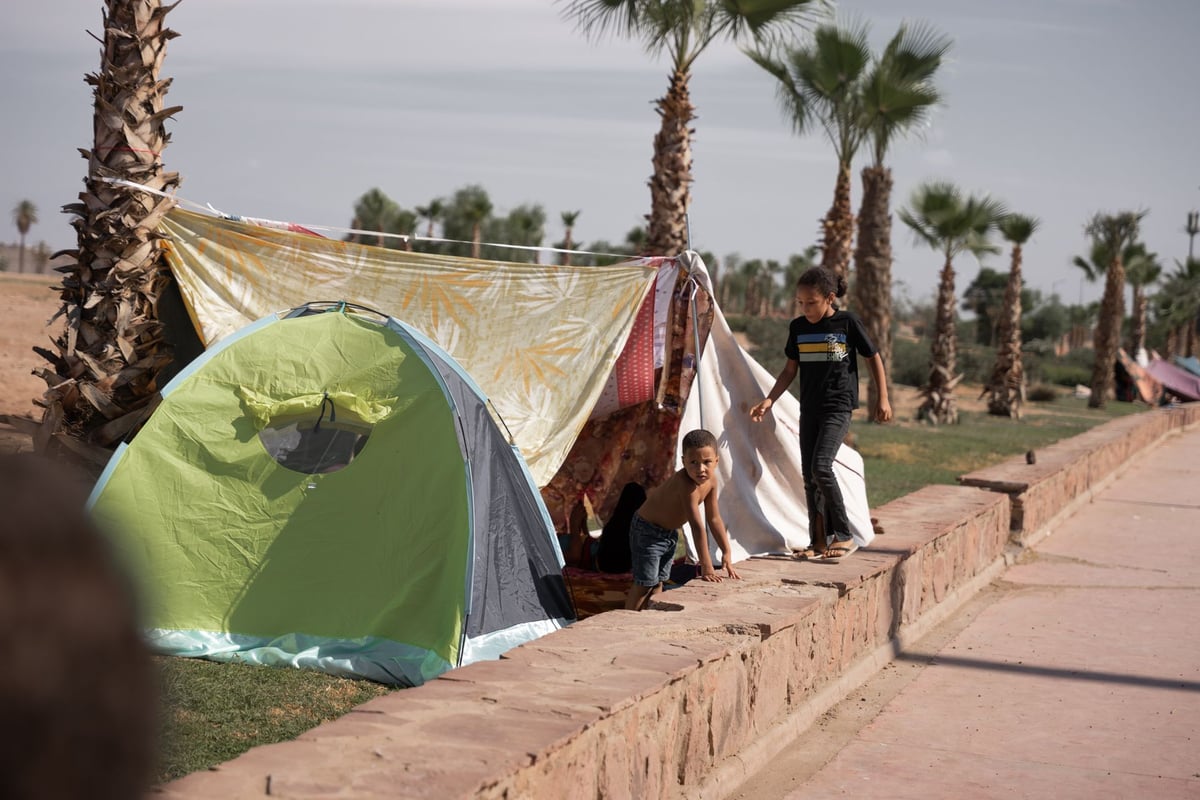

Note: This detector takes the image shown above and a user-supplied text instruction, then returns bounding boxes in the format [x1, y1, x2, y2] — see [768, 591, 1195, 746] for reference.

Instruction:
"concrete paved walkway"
[770, 426, 1200, 799]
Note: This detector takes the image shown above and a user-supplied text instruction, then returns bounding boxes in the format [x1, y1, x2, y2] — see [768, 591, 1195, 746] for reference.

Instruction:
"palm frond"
[718, 0, 830, 45]
[1072, 255, 1099, 283]
[997, 213, 1041, 245]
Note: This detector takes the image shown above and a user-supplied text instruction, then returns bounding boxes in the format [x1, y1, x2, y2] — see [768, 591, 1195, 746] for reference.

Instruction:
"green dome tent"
[88, 303, 574, 686]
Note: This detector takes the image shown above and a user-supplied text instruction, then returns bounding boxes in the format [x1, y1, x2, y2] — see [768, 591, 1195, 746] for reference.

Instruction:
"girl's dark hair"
[796, 266, 847, 298]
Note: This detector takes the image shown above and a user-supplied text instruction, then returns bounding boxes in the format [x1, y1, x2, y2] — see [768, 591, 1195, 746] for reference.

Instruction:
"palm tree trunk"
[17, 232, 25, 274]
[561, 228, 574, 267]
[1129, 286, 1147, 358]
[471, 222, 482, 259]
[850, 165, 893, 416]
[920, 255, 959, 424]
[646, 69, 694, 258]
[1088, 257, 1125, 408]
[984, 244, 1025, 418]
[37, 0, 182, 457]
[820, 161, 855, 282]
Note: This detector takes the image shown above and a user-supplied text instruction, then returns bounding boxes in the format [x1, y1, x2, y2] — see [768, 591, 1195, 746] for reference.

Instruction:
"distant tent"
[1173, 355, 1200, 379]
[1146, 357, 1200, 401]
[1115, 348, 1163, 405]
[89, 304, 574, 686]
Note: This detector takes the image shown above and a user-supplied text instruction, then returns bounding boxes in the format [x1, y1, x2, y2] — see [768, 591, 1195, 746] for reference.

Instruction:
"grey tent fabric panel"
[420, 354, 573, 642]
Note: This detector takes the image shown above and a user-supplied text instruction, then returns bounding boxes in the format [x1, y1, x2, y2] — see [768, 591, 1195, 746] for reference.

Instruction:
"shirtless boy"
[625, 429, 741, 611]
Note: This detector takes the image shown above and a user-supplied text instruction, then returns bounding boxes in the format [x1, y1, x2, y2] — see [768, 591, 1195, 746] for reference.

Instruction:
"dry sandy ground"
[0, 273, 62, 415]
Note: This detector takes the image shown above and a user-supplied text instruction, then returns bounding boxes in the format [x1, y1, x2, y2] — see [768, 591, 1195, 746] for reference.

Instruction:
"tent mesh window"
[259, 416, 371, 474]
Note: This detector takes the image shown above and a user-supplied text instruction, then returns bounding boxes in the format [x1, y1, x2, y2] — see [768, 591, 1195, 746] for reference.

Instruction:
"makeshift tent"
[1145, 357, 1200, 401]
[88, 304, 574, 686]
[1173, 355, 1200, 378]
[156, 209, 876, 560]
[1115, 348, 1163, 405]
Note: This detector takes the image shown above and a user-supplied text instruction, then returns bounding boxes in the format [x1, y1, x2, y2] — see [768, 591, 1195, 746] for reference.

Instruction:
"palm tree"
[851, 22, 951, 416]
[1157, 257, 1200, 359]
[352, 188, 401, 247]
[1186, 210, 1199, 262]
[504, 204, 546, 264]
[559, 0, 823, 257]
[983, 213, 1040, 418]
[559, 210, 581, 265]
[415, 198, 445, 239]
[749, 21, 871, 281]
[447, 185, 493, 259]
[899, 182, 1006, 424]
[38, 0, 183, 456]
[1083, 211, 1144, 408]
[1123, 243, 1160, 359]
[11, 200, 38, 274]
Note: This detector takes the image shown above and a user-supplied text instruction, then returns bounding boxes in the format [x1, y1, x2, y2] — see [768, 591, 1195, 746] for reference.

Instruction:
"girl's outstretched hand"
[749, 398, 772, 422]
[874, 399, 893, 423]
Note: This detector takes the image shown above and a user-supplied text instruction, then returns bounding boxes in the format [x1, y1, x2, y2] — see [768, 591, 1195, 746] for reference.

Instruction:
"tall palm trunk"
[471, 222, 482, 259]
[1129, 285, 1147, 358]
[850, 165, 893, 415]
[646, 69, 694, 257]
[37, 0, 182, 458]
[1165, 328, 1178, 360]
[561, 227, 574, 266]
[16, 231, 26, 273]
[820, 162, 855, 281]
[1088, 256, 1125, 408]
[920, 255, 959, 424]
[984, 244, 1025, 418]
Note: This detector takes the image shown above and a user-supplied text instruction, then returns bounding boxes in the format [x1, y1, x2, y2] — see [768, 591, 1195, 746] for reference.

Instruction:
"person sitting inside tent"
[561, 482, 645, 574]
[626, 429, 740, 611]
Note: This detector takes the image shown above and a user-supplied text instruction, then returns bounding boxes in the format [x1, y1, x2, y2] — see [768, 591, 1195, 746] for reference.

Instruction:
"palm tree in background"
[1157, 257, 1200, 358]
[559, 0, 823, 257]
[560, 210, 581, 265]
[352, 188, 409, 248]
[1083, 210, 1144, 409]
[749, 20, 871, 281]
[899, 181, 1006, 424]
[1123, 243, 1160, 360]
[1186, 210, 1199, 262]
[12, 200, 38, 274]
[504, 204, 547, 264]
[37, 0, 183, 457]
[982, 213, 1040, 418]
[459, 186, 493, 259]
[851, 22, 950, 416]
[416, 198, 445, 239]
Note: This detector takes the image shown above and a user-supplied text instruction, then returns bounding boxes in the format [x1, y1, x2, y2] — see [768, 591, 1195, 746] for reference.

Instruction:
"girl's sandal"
[791, 547, 823, 561]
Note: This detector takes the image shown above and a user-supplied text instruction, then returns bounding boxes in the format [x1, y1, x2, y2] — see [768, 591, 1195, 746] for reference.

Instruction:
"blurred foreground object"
[0, 454, 156, 800]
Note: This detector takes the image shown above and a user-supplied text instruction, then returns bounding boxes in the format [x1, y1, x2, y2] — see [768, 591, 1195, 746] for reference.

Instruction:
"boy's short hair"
[681, 429, 717, 453]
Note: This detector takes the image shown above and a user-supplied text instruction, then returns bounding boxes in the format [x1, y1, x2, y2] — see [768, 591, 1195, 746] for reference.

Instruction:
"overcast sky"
[3, 0, 1198, 307]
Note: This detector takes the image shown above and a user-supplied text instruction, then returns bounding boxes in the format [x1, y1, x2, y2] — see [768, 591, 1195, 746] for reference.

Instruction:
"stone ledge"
[957, 404, 1200, 543]
[159, 484, 1010, 799]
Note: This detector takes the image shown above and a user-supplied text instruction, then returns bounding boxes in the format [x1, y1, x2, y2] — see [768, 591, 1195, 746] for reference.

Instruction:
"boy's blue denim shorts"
[629, 513, 677, 587]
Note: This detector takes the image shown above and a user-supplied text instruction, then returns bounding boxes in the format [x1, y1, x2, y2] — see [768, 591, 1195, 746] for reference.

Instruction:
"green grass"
[156, 657, 391, 783]
[153, 393, 1148, 784]
[852, 395, 1144, 507]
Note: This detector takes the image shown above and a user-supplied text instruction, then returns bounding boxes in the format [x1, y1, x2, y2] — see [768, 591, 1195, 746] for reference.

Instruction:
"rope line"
[98, 177, 658, 261]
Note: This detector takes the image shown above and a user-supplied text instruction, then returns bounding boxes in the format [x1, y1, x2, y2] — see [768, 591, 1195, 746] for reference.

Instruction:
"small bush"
[1028, 384, 1058, 402]
[891, 337, 929, 387]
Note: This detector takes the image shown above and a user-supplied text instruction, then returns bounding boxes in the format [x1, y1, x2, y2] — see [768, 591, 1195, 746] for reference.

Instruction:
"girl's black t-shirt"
[783, 310, 877, 413]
